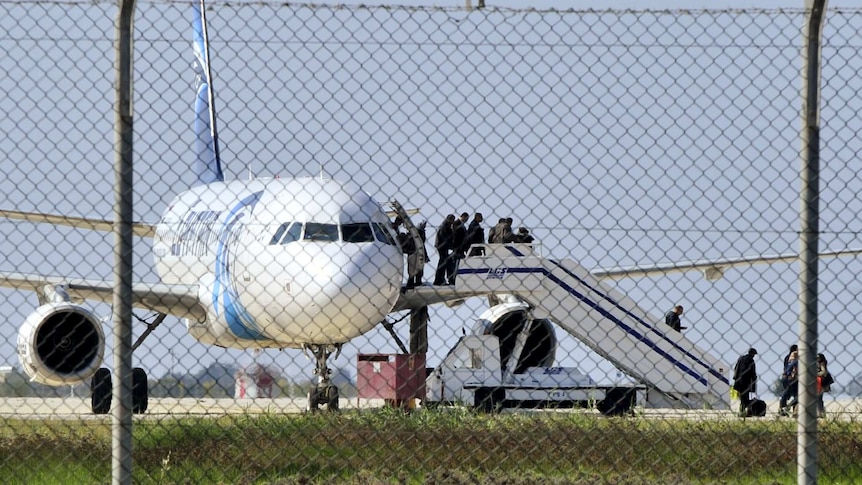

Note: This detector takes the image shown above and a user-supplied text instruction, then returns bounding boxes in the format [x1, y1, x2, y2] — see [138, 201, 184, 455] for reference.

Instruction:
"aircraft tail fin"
[192, 0, 224, 185]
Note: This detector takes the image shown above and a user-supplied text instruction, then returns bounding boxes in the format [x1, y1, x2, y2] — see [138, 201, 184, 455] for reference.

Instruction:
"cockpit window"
[342, 223, 375, 243]
[269, 223, 290, 245]
[269, 222, 303, 245]
[303, 222, 339, 242]
[372, 222, 397, 246]
[281, 223, 302, 244]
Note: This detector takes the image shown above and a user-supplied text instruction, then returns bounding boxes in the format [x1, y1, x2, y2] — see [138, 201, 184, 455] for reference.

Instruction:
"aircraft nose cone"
[320, 259, 394, 312]
[299, 247, 401, 340]
[255, 243, 402, 343]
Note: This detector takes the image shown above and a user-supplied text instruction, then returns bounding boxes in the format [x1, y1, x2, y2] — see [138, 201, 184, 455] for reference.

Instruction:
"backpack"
[823, 372, 834, 387]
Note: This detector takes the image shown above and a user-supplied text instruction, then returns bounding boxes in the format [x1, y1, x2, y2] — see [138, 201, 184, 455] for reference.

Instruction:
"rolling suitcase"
[747, 398, 767, 417]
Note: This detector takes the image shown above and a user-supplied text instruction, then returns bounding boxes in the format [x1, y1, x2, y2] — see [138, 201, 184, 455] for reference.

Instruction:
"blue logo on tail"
[192, 0, 224, 185]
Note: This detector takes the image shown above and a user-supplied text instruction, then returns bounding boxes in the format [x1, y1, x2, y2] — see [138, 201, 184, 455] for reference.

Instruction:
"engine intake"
[17, 303, 105, 386]
[473, 301, 557, 374]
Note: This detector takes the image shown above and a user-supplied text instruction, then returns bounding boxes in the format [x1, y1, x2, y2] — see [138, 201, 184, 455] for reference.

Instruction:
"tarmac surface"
[0, 396, 859, 421]
[0, 397, 318, 419]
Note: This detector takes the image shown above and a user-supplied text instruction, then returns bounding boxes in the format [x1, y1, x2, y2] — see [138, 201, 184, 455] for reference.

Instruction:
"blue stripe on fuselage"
[213, 191, 265, 340]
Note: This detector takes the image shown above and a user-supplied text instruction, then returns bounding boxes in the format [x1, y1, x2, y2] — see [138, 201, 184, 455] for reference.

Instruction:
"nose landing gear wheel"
[325, 385, 339, 411]
[304, 344, 343, 413]
[306, 385, 340, 413]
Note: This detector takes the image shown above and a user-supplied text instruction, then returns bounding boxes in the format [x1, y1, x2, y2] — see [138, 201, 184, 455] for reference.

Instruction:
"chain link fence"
[1, 1, 862, 483]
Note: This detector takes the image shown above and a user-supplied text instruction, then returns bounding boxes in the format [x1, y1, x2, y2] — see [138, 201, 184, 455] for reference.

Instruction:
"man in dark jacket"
[733, 348, 758, 417]
[446, 212, 469, 284]
[664, 305, 684, 332]
[433, 214, 455, 285]
[452, 213, 469, 255]
[466, 212, 485, 256]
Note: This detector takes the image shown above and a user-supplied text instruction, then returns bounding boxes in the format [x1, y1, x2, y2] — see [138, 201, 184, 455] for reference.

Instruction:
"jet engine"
[17, 302, 105, 386]
[473, 301, 557, 374]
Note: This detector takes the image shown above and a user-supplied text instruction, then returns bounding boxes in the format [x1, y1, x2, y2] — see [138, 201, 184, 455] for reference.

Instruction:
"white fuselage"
[152, 177, 403, 349]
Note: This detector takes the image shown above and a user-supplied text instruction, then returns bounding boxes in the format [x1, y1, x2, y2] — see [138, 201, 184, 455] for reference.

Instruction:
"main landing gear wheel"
[91, 368, 112, 415]
[304, 343, 342, 413]
[89, 367, 149, 415]
[132, 367, 149, 414]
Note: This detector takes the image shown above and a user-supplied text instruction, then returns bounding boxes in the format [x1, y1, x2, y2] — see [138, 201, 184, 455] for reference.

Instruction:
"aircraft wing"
[591, 248, 862, 281]
[0, 209, 156, 238]
[0, 271, 205, 321]
[392, 285, 489, 312]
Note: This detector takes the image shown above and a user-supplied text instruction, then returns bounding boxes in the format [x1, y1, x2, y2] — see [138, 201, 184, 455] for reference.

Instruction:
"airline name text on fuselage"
[171, 209, 223, 256]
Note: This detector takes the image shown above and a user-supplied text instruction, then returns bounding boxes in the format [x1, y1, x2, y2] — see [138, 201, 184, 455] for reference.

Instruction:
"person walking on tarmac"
[816, 353, 833, 418]
[779, 350, 799, 417]
[779, 344, 798, 398]
[733, 348, 758, 417]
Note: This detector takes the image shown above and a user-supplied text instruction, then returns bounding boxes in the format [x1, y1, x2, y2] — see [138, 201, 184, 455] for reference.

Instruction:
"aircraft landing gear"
[87, 312, 163, 414]
[89, 366, 149, 415]
[91, 368, 112, 415]
[304, 343, 342, 413]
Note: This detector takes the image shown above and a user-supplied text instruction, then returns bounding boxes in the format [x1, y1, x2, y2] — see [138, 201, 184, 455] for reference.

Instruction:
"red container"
[357, 353, 426, 404]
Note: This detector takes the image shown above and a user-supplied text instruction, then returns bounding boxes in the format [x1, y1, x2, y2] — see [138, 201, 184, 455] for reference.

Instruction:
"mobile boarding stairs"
[453, 244, 732, 410]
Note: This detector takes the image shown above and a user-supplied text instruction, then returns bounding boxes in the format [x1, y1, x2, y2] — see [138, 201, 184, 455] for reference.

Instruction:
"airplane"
[3, 0, 861, 416]
[0, 0, 478, 414]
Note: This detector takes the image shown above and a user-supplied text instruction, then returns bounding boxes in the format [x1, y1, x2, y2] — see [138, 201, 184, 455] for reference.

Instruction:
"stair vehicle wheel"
[91, 368, 112, 415]
[598, 388, 635, 416]
[473, 387, 502, 413]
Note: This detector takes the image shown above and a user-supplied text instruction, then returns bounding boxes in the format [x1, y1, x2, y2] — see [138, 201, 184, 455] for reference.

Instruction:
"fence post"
[113, 0, 137, 483]
[799, 1, 827, 484]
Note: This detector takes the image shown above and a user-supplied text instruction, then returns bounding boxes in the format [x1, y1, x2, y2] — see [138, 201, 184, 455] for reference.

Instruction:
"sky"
[1, 1, 861, 400]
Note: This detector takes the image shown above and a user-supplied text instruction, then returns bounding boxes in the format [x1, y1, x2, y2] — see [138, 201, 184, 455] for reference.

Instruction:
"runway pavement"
[0, 397, 331, 419]
[0, 396, 859, 420]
